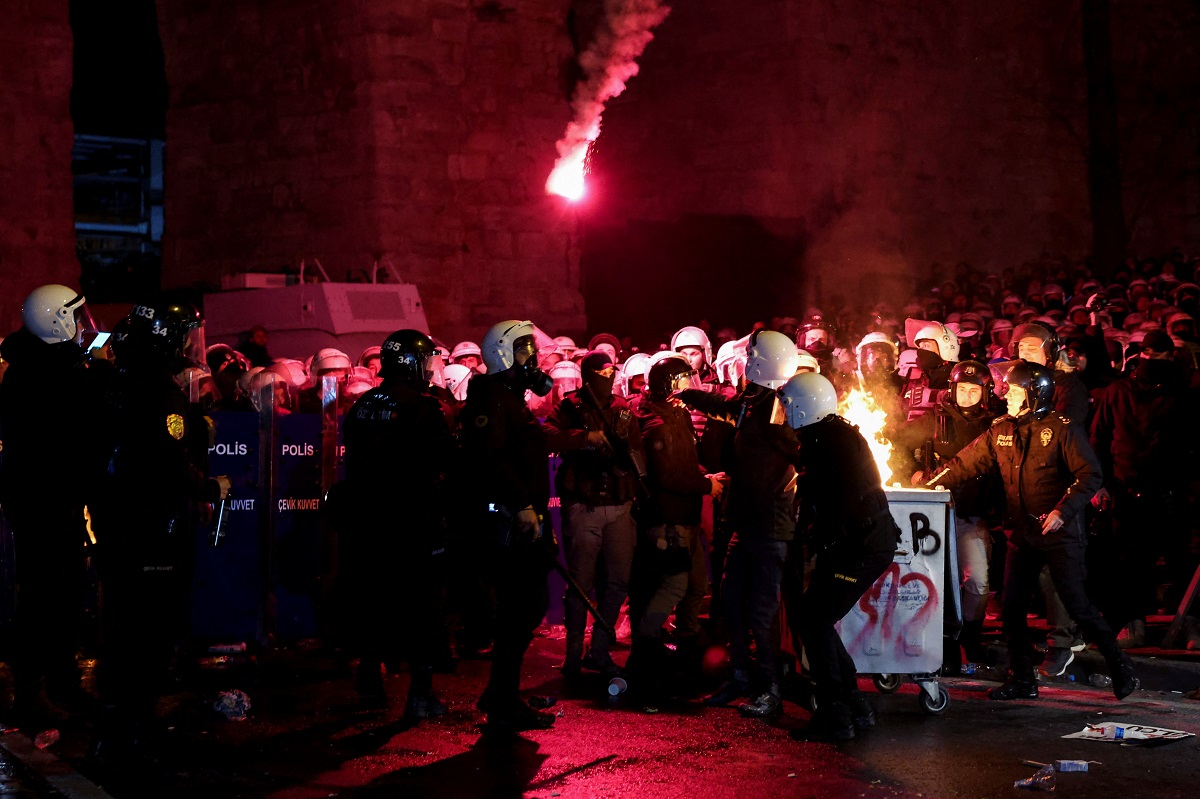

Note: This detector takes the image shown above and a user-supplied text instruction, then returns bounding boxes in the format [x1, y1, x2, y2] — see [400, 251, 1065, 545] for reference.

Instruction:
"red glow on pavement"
[546, 142, 589, 201]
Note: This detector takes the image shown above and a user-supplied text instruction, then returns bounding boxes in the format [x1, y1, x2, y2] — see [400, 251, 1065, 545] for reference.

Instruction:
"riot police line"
[4, 272, 1196, 753]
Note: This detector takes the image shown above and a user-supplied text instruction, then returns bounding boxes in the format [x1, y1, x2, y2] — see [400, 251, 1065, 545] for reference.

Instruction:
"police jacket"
[892, 396, 1001, 519]
[928, 410, 1102, 541]
[343, 378, 455, 531]
[795, 415, 899, 556]
[1090, 361, 1198, 494]
[543, 389, 645, 507]
[458, 371, 550, 515]
[633, 398, 711, 527]
[0, 328, 98, 509]
[87, 363, 213, 566]
[679, 384, 798, 541]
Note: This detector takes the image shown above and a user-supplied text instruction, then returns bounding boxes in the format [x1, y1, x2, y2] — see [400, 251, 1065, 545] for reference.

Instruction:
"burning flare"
[837, 389, 894, 486]
[546, 0, 671, 199]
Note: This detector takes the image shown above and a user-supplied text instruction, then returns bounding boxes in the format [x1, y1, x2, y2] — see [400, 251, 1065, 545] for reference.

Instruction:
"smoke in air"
[546, 0, 671, 200]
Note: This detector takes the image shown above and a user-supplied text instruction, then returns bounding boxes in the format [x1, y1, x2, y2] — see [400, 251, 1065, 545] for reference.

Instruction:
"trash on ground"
[208, 642, 248, 653]
[1014, 764, 1056, 791]
[33, 729, 60, 749]
[1055, 760, 1093, 772]
[214, 689, 252, 720]
[1063, 722, 1194, 745]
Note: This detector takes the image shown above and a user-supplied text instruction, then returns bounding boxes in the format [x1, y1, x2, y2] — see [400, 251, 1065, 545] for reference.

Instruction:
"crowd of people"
[1, 249, 1198, 753]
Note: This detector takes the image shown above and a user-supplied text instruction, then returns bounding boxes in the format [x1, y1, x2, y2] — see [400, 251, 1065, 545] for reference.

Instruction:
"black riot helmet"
[647, 354, 698, 401]
[379, 329, 439, 385]
[112, 295, 204, 371]
[948, 360, 993, 416]
[1003, 361, 1056, 419]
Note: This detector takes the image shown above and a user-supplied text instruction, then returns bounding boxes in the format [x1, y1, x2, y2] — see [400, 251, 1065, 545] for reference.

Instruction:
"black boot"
[959, 620, 989, 664]
[988, 675, 1038, 700]
[1108, 651, 1140, 700]
[404, 667, 446, 720]
[354, 658, 387, 709]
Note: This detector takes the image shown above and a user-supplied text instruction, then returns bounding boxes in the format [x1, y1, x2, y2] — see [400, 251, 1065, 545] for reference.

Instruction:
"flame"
[546, 139, 590, 200]
[837, 389, 894, 485]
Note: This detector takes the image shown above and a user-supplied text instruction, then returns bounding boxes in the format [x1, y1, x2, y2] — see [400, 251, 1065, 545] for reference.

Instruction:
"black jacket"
[634, 398, 711, 527]
[0, 328, 98, 508]
[1089, 361, 1198, 493]
[929, 411, 1102, 542]
[1052, 369, 1090, 425]
[795, 415, 899, 556]
[543, 389, 645, 506]
[458, 371, 550, 515]
[892, 396, 1000, 519]
[679, 384, 798, 541]
[87, 362, 212, 566]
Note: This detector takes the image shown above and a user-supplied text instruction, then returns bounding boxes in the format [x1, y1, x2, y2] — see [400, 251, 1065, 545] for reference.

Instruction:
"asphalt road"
[3, 632, 1198, 799]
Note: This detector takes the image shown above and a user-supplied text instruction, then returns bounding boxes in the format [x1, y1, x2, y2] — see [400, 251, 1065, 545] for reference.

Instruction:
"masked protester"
[86, 296, 229, 759]
[0, 285, 104, 727]
[341, 329, 456, 719]
[779, 373, 901, 741]
[927, 361, 1139, 703]
[544, 350, 647, 679]
[624, 356, 725, 706]
[894, 361, 1001, 670]
[1089, 330, 1200, 648]
[458, 320, 558, 735]
[677, 330, 800, 720]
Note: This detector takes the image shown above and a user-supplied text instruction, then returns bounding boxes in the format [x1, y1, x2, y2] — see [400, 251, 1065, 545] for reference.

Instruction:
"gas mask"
[512, 335, 553, 397]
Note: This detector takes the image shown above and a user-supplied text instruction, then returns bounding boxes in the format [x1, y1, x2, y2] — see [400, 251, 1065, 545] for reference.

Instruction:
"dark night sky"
[70, 0, 167, 138]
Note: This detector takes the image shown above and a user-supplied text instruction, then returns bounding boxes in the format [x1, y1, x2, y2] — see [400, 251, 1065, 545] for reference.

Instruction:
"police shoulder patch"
[474, 414, 489, 428]
[166, 413, 186, 440]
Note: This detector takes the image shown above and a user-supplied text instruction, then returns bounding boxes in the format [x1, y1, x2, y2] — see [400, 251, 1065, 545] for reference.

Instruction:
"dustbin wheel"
[918, 684, 950, 715]
[873, 674, 903, 694]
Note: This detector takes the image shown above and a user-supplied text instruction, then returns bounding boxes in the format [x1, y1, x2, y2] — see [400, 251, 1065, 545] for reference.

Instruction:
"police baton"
[550, 558, 616, 642]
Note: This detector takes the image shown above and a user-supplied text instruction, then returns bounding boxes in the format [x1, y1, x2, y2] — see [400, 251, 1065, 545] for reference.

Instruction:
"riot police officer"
[780, 372, 901, 741]
[0, 285, 100, 725]
[87, 296, 226, 757]
[927, 362, 1138, 701]
[459, 320, 558, 735]
[678, 330, 800, 719]
[341, 329, 455, 719]
[895, 360, 1001, 667]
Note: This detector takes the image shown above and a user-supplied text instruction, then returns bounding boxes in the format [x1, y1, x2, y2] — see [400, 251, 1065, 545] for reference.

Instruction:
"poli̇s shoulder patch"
[474, 414, 489, 428]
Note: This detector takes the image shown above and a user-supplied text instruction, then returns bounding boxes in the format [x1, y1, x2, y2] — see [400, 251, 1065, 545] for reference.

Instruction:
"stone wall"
[156, 0, 586, 343]
[583, 0, 1200, 338]
[0, 1, 77, 335]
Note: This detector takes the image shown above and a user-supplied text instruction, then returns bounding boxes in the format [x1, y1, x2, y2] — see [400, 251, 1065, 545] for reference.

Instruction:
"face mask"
[1134, 357, 1173, 386]
[914, 348, 943, 374]
[527, 368, 554, 397]
[583, 369, 616, 400]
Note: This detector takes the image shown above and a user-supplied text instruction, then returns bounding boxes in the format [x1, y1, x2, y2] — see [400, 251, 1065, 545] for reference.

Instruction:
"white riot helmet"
[442, 363, 473, 402]
[450, 340, 482, 362]
[645, 349, 686, 380]
[715, 337, 750, 385]
[553, 335, 578, 359]
[911, 321, 960, 362]
[22, 284, 90, 344]
[671, 325, 713, 365]
[311, 347, 353, 375]
[745, 330, 801, 390]
[794, 348, 821, 374]
[617, 352, 651, 397]
[482, 319, 537, 373]
[778, 372, 838, 429]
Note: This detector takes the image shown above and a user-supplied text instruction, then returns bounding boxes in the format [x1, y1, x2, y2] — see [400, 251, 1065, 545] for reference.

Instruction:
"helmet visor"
[768, 394, 787, 426]
[670, 369, 702, 394]
[73, 303, 100, 346]
[427, 352, 446, 388]
[512, 334, 538, 369]
[183, 323, 208, 370]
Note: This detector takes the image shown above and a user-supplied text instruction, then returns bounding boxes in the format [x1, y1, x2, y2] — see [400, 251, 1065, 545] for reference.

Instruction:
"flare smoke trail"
[546, 0, 671, 200]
